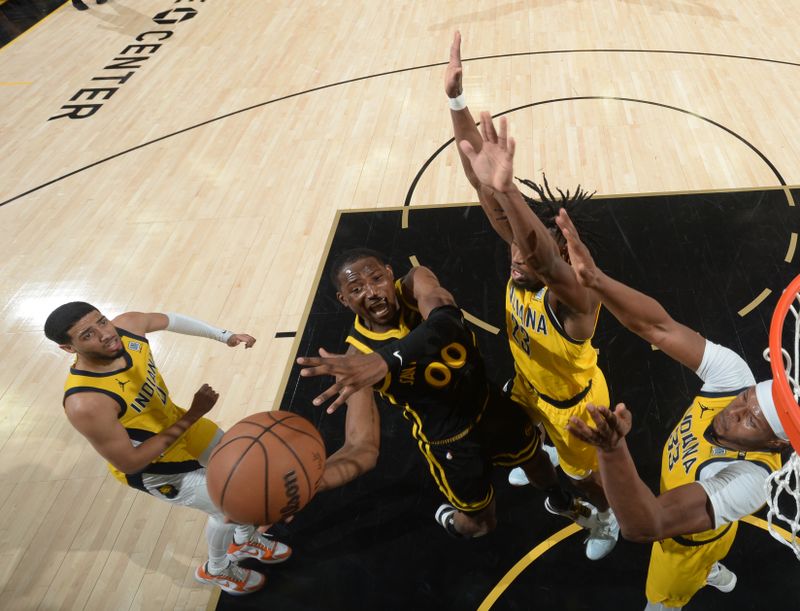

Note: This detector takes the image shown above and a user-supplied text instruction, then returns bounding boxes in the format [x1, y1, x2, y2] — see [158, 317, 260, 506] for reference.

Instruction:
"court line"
[786, 233, 798, 263]
[4, 48, 800, 208]
[404, 95, 788, 208]
[738, 289, 772, 317]
[477, 523, 582, 610]
[0, 1, 68, 53]
[479, 517, 794, 610]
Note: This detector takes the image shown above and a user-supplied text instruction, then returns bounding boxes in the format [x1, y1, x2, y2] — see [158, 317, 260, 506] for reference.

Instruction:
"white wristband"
[448, 92, 467, 111]
[166, 312, 233, 343]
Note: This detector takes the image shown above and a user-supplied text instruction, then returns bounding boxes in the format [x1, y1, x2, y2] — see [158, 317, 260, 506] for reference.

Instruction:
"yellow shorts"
[182, 416, 222, 459]
[510, 368, 609, 479]
[645, 523, 738, 607]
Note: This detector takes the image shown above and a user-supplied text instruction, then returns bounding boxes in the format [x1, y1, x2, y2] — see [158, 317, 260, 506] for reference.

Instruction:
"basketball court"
[2, 2, 800, 610]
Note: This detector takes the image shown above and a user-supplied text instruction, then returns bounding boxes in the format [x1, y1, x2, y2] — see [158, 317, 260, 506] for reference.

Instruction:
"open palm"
[458, 112, 515, 192]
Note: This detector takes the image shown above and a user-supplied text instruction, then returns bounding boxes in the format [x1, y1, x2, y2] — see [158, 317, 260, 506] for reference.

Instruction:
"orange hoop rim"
[769, 274, 800, 453]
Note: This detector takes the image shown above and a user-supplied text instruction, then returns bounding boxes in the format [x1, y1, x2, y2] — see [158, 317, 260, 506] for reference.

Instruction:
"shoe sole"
[228, 550, 292, 565]
[194, 571, 265, 595]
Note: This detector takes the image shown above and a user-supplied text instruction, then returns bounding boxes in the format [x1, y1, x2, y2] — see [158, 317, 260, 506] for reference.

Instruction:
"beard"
[511, 276, 544, 291]
[86, 346, 126, 362]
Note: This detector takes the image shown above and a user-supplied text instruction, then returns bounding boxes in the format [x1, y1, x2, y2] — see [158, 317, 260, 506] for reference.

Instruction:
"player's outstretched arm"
[401, 265, 456, 319]
[298, 268, 465, 411]
[445, 31, 514, 244]
[568, 404, 715, 541]
[460, 114, 598, 318]
[114, 311, 256, 348]
[65, 384, 219, 474]
[317, 387, 380, 492]
[556, 209, 706, 371]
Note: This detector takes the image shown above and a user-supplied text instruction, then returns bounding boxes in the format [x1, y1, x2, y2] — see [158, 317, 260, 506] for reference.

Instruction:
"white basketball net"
[764, 287, 800, 560]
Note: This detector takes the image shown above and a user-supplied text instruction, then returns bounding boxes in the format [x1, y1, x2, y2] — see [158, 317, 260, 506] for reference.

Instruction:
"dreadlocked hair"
[515, 173, 601, 255]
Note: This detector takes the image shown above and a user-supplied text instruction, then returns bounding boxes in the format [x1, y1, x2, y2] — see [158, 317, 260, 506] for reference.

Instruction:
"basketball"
[206, 411, 326, 525]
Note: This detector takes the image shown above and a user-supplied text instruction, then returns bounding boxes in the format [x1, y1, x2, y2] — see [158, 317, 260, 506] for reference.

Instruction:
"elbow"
[360, 446, 379, 473]
[112, 455, 149, 475]
[116, 461, 145, 475]
[621, 528, 659, 544]
[619, 521, 663, 544]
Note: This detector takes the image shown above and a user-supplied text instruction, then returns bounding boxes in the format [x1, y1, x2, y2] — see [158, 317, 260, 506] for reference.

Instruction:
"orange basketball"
[206, 411, 326, 525]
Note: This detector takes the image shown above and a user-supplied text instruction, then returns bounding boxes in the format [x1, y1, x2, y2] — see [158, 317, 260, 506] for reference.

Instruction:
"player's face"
[709, 386, 782, 451]
[63, 311, 125, 362]
[336, 257, 398, 330]
[509, 243, 544, 291]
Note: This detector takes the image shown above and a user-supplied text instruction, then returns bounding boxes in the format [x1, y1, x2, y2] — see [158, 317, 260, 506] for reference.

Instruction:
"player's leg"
[189, 425, 292, 564]
[505, 372, 559, 486]
[437, 500, 498, 538]
[143, 469, 267, 595]
[645, 526, 737, 609]
[426, 433, 498, 538]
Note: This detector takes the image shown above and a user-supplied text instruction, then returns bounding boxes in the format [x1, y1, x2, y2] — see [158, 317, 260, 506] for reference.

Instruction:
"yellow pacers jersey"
[659, 390, 781, 539]
[63, 328, 218, 490]
[647, 390, 781, 607]
[505, 280, 600, 404]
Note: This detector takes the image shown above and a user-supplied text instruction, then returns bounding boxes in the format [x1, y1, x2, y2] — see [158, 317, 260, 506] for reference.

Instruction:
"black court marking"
[4, 48, 800, 208]
[404, 96, 787, 208]
[275, 331, 297, 338]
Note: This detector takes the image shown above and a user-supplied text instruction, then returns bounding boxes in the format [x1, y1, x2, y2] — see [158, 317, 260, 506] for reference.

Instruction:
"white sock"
[233, 524, 255, 545]
[206, 515, 235, 573]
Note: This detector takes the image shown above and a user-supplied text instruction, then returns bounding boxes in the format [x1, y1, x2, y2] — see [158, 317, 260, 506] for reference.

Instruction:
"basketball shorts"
[509, 367, 609, 479]
[645, 522, 738, 607]
[142, 426, 224, 513]
[422, 386, 540, 515]
[180, 415, 223, 461]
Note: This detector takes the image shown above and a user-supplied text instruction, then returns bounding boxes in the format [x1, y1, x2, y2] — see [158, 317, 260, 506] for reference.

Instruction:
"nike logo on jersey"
[392, 350, 403, 366]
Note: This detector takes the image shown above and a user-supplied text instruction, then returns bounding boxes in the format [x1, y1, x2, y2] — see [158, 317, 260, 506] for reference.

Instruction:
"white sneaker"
[508, 467, 530, 487]
[584, 509, 619, 560]
[508, 445, 560, 487]
[227, 532, 292, 564]
[195, 561, 265, 595]
[544, 495, 598, 529]
[542, 444, 559, 467]
[706, 562, 736, 593]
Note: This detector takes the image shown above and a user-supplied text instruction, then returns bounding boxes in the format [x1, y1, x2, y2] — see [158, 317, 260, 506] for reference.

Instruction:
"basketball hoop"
[765, 274, 800, 560]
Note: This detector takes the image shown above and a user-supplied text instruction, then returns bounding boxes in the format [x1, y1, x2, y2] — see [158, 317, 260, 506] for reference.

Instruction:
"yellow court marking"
[738, 288, 771, 317]
[783, 187, 796, 208]
[0, 81, 32, 86]
[408, 254, 499, 334]
[0, 2, 68, 53]
[462, 309, 501, 335]
[741, 514, 794, 543]
[401, 207, 410, 229]
[785, 233, 797, 263]
[479, 517, 791, 610]
[478, 523, 582, 610]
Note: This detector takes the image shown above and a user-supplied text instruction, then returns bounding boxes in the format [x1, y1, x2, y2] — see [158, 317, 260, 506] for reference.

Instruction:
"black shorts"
[422, 386, 540, 514]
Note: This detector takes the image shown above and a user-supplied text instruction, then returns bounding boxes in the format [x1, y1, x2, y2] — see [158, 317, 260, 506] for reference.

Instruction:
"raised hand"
[226, 333, 256, 348]
[445, 30, 463, 98]
[188, 383, 219, 417]
[555, 208, 601, 289]
[458, 113, 515, 192]
[297, 348, 389, 413]
[567, 403, 632, 452]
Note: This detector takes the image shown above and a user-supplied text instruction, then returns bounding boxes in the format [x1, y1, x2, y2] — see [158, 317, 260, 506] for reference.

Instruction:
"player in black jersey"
[298, 248, 587, 538]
